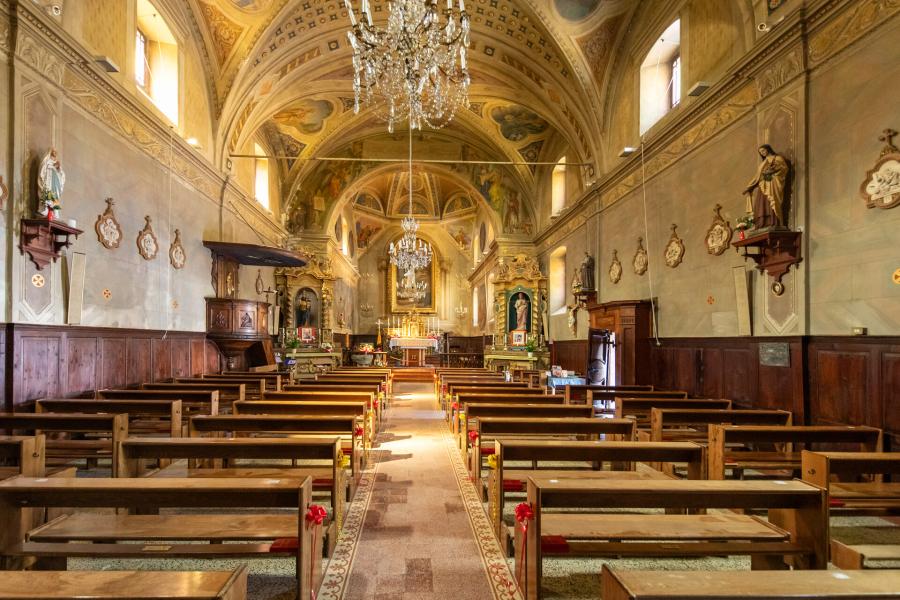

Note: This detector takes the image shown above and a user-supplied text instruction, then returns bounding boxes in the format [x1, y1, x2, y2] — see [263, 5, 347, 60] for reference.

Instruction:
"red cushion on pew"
[541, 535, 570, 554]
[269, 538, 299, 552]
[503, 480, 525, 492]
[829, 498, 846, 508]
[479, 446, 496, 455]
[312, 478, 334, 487]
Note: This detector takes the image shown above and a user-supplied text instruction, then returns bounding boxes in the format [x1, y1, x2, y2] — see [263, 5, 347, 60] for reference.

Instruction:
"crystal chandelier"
[388, 126, 432, 274]
[397, 270, 427, 302]
[345, 0, 471, 132]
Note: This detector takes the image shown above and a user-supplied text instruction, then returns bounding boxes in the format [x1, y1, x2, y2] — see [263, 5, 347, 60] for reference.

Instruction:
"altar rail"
[426, 353, 484, 368]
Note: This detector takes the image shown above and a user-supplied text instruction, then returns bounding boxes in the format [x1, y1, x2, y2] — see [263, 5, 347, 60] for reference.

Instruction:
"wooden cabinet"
[586, 300, 653, 385]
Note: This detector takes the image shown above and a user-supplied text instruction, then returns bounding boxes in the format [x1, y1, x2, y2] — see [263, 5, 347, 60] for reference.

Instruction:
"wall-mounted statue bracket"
[19, 218, 82, 270]
[732, 229, 802, 289]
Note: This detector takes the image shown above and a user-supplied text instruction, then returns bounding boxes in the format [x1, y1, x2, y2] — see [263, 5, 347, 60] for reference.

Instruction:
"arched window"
[254, 143, 270, 210]
[549, 246, 567, 315]
[639, 19, 681, 134]
[341, 218, 350, 255]
[551, 156, 567, 215]
[135, 0, 179, 124]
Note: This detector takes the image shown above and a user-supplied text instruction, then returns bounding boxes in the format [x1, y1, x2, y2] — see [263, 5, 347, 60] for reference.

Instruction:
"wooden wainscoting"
[550, 340, 589, 375]
[647, 336, 900, 447]
[3, 324, 221, 411]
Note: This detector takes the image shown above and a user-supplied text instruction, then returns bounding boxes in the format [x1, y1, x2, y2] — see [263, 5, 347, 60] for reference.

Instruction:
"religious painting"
[388, 262, 437, 313]
[475, 164, 533, 235]
[453, 227, 471, 250]
[286, 146, 370, 233]
[554, 0, 600, 21]
[271, 99, 334, 138]
[489, 105, 550, 142]
[507, 290, 532, 333]
[334, 218, 343, 244]
[300, 327, 317, 343]
[355, 192, 384, 214]
[356, 218, 382, 249]
[294, 288, 319, 328]
[510, 330, 527, 347]
[443, 193, 473, 216]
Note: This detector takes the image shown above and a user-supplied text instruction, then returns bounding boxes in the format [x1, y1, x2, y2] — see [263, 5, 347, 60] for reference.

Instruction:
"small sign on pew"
[759, 342, 790, 367]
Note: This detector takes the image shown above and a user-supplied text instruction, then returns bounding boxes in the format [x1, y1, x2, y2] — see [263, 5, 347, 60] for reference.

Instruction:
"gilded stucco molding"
[808, 0, 900, 67]
[0, 10, 10, 57]
[756, 45, 804, 99]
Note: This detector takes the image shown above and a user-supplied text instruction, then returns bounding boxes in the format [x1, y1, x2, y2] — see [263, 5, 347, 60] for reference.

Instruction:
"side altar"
[486, 254, 549, 371]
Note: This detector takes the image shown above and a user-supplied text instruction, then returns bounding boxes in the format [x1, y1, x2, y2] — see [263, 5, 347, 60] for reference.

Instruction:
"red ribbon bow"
[451, 402, 459, 410]
[515, 502, 534, 524]
[468, 430, 479, 442]
[305, 504, 328, 526]
[354, 426, 364, 438]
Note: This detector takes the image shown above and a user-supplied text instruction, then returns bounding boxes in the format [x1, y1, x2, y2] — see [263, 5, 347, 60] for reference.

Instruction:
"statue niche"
[507, 291, 532, 333]
[294, 288, 319, 328]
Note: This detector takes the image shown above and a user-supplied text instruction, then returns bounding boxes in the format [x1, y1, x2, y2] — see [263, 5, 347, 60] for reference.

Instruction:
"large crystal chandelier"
[345, 0, 471, 132]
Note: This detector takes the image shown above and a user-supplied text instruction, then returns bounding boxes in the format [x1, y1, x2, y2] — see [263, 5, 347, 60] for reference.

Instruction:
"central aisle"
[319, 381, 519, 600]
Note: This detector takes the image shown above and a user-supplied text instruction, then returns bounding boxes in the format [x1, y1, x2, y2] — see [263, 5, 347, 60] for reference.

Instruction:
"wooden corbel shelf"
[732, 229, 802, 284]
[19, 218, 83, 270]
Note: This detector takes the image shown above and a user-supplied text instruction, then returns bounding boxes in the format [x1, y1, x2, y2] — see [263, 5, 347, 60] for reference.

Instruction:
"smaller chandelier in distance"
[345, 0, 471, 132]
[389, 215, 432, 274]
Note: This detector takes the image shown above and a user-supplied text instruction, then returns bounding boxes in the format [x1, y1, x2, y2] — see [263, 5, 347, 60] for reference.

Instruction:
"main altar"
[386, 313, 439, 367]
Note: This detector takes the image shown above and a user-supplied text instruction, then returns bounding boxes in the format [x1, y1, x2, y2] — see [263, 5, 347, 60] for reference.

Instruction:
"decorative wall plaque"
[136, 215, 159, 260]
[168, 229, 186, 269]
[94, 198, 122, 249]
[705, 204, 732, 255]
[255, 269, 265, 294]
[663, 224, 685, 268]
[759, 342, 790, 367]
[859, 128, 900, 209]
[608, 250, 622, 284]
[632, 237, 648, 275]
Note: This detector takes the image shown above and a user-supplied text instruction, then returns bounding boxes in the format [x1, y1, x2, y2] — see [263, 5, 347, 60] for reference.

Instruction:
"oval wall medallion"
[705, 204, 733, 256]
[94, 198, 123, 249]
[664, 224, 685, 268]
[633, 237, 648, 275]
[169, 229, 186, 269]
[608, 250, 622, 284]
[136, 216, 159, 260]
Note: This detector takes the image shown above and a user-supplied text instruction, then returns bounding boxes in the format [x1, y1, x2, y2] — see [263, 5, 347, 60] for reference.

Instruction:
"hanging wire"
[639, 140, 661, 347]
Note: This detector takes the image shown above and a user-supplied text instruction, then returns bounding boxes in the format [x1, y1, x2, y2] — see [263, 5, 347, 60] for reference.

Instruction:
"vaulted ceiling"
[187, 0, 640, 237]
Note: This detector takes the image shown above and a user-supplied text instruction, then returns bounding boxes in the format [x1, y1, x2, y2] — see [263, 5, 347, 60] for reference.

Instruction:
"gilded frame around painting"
[386, 253, 439, 314]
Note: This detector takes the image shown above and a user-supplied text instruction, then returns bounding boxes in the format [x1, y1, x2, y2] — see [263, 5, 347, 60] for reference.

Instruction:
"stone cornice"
[9, 0, 284, 245]
[535, 0, 898, 251]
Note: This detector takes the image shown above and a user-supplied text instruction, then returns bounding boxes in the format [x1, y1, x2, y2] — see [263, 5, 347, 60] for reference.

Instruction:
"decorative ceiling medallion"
[608, 250, 622, 284]
[860, 128, 900, 209]
[632, 237, 648, 275]
[664, 224, 685, 268]
[94, 197, 122, 249]
[31, 273, 45, 288]
[136, 216, 159, 260]
[705, 204, 733, 256]
[169, 229, 186, 269]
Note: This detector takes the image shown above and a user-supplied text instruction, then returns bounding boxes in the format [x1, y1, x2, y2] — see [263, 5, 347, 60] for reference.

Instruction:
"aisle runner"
[317, 449, 381, 600]
[441, 426, 523, 600]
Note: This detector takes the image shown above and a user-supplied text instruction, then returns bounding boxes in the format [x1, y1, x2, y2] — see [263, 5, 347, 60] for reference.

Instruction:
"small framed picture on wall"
[510, 330, 527, 347]
[300, 327, 317, 343]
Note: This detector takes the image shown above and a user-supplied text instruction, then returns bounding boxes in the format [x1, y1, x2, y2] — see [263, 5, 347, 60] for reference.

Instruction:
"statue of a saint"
[579, 252, 595, 291]
[514, 292, 530, 331]
[296, 292, 311, 326]
[744, 144, 790, 229]
[571, 268, 583, 295]
[37, 148, 65, 217]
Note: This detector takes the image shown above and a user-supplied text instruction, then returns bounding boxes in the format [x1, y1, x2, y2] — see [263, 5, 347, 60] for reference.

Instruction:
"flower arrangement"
[735, 214, 755, 230]
[357, 343, 375, 353]
[320, 341, 334, 353]
[524, 335, 537, 353]
[40, 189, 61, 220]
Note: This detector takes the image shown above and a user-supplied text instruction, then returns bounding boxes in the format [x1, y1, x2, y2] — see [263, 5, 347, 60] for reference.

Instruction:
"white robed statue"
[37, 148, 65, 217]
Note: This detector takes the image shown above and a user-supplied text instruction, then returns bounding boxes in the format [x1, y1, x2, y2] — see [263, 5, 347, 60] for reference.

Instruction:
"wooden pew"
[490, 440, 705, 536]
[591, 389, 689, 416]
[96, 389, 219, 418]
[261, 390, 378, 429]
[517, 478, 828, 600]
[452, 394, 566, 433]
[118, 436, 346, 534]
[801, 450, 900, 569]
[0, 477, 316, 600]
[0, 413, 128, 475]
[234, 400, 372, 445]
[0, 568, 250, 600]
[188, 414, 365, 484]
[174, 377, 268, 399]
[447, 383, 542, 415]
[205, 372, 283, 391]
[600, 566, 900, 600]
[614, 397, 732, 427]
[467, 417, 636, 499]
[37, 399, 183, 438]
[564, 384, 653, 405]
[0, 435, 44, 479]
[708, 425, 884, 480]
[142, 383, 245, 408]
[649, 408, 792, 442]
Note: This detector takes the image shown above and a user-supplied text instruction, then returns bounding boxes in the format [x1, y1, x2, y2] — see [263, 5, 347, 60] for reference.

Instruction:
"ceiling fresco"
[186, 0, 645, 239]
